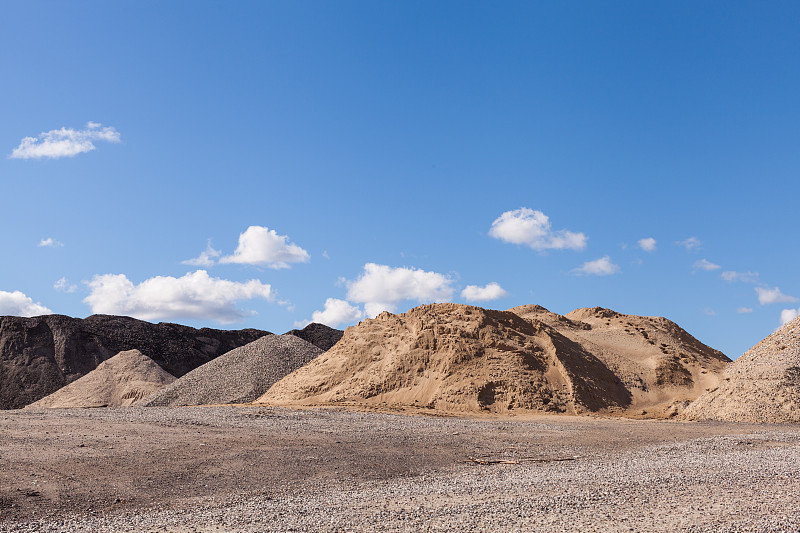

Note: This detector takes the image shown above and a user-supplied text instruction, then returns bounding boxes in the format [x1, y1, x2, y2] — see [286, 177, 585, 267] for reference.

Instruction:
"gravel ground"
[2, 407, 799, 532]
[138, 335, 322, 406]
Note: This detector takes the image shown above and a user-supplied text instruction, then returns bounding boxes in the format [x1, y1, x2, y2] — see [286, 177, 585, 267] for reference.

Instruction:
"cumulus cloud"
[461, 282, 508, 302]
[637, 237, 657, 252]
[721, 271, 760, 283]
[219, 226, 310, 268]
[182, 241, 222, 267]
[572, 256, 620, 276]
[38, 237, 63, 248]
[693, 259, 721, 271]
[83, 270, 274, 323]
[306, 298, 364, 328]
[345, 263, 455, 317]
[54, 277, 77, 293]
[0, 290, 52, 316]
[736, 307, 753, 314]
[755, 286, 799, 306]
[781, 308, 800, 325]
[489, 208, 587, 251]
[10, 122, 120, 160]
[677, 237, 702, 251]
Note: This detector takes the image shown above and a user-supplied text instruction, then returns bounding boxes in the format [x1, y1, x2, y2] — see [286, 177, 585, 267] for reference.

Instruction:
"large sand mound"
[139, 334, 322, 407]
[683, 315, 800, 423]
[508, 305, 730, 415]
[26, 350, 175, 408]
[258, 303, 632, 414]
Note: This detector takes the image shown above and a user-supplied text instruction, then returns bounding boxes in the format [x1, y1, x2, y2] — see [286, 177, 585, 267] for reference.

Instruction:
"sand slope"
[26, 349, 175, 408]
[683, 315, 800, 423]
[258, 303, 632, 414]
[139, 334, 322, 407]
[509, 305, 731, 416]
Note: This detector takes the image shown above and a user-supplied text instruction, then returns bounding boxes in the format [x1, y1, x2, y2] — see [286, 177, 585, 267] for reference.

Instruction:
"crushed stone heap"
[258, 303, 633, 414]
[139, 334, 323, 407]
[683, 315, 800, 423]
[26, 350, 175, 409]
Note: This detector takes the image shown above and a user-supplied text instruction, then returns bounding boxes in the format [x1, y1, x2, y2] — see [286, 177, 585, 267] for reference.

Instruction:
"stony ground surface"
[2, 406, 800, 532]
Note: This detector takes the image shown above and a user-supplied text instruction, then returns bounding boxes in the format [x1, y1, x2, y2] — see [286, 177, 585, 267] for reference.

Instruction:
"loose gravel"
[2, 407, 800, 532]
[137, 334, 322, 406]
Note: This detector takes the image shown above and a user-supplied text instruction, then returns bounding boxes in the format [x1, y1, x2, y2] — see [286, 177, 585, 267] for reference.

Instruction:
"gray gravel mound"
[138, 335, 322, 407]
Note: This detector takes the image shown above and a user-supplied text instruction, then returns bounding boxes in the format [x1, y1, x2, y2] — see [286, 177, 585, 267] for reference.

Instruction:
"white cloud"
[677, 237, 702, 251]
[489, 208, 587, 251]
[306, 298, 364, 328]
[10, 122, 121, 160]
[0, 290, 52, 316]
[693, 259, 721, 271]
[704, 308, 717, 316]
[721, 271, 759, 283]
[781, 308, 800, 325]
[345, 263, 455, 317]
[461, 282, 508, 302]
[83, 270, 274, 323]
[182, 241, 222, 267]
[219, 226, 310, 268]
[54, 277, 77, 293]
[38, 237, 63, 248]
[572, 256, 620, 276]
[755, 286, 799, 306]
[637, 237, 657, 252]
[736, 307, 753, 314]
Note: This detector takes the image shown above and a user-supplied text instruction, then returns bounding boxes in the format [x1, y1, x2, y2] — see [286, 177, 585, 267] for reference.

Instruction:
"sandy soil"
[2, 406, 800, 532]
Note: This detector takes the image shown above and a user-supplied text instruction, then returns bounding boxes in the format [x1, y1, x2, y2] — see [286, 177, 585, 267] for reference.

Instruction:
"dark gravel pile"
[138, 335, 322, 407]
[0, 314, 269, 409]
[284, 322, 344, 351]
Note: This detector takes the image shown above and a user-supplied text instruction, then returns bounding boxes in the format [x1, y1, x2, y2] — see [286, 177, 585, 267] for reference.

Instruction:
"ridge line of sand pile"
[138, 334, 323, 407]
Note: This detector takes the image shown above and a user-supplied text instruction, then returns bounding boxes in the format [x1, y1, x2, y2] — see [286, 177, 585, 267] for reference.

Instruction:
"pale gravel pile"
[684, 315, 800, 423]
[25, 350, 175, 408]
[138, 335, 322, 406]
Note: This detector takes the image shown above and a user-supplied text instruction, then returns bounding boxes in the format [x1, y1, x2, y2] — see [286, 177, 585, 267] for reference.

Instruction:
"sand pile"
[139, 335, 322, 407]
[258, 303, 632, 414]
[683, 315, 800, 423]
[509, 305, 730, 416]
[285, 323, 344, 351]
[26, 350, 175, 409]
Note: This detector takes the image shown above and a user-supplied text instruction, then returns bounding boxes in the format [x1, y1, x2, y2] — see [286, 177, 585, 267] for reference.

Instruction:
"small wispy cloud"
[721, 270, 759, 283]
[461, 282, 509, 302]
[219, 226, 310, 269]
[736, 307, 753, 314]
[54, 277, 77, 293]
[781, 308, 800, 325]
[489, 208, 587, 251]
[693, 259, 721, 272]
[637, 237, 657, 252]
[10, 122, 121, 160]
[182, 241, 222, 267]
[572, 256, 621, 276]
[299, 298, 364, 328]
[676, 237, 702, 251]
[756, 286, 799, 306]
[38, 237, 63, 248]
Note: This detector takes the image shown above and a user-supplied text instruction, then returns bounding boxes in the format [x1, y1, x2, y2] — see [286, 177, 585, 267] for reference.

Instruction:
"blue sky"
[2, 1, 798, 359]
